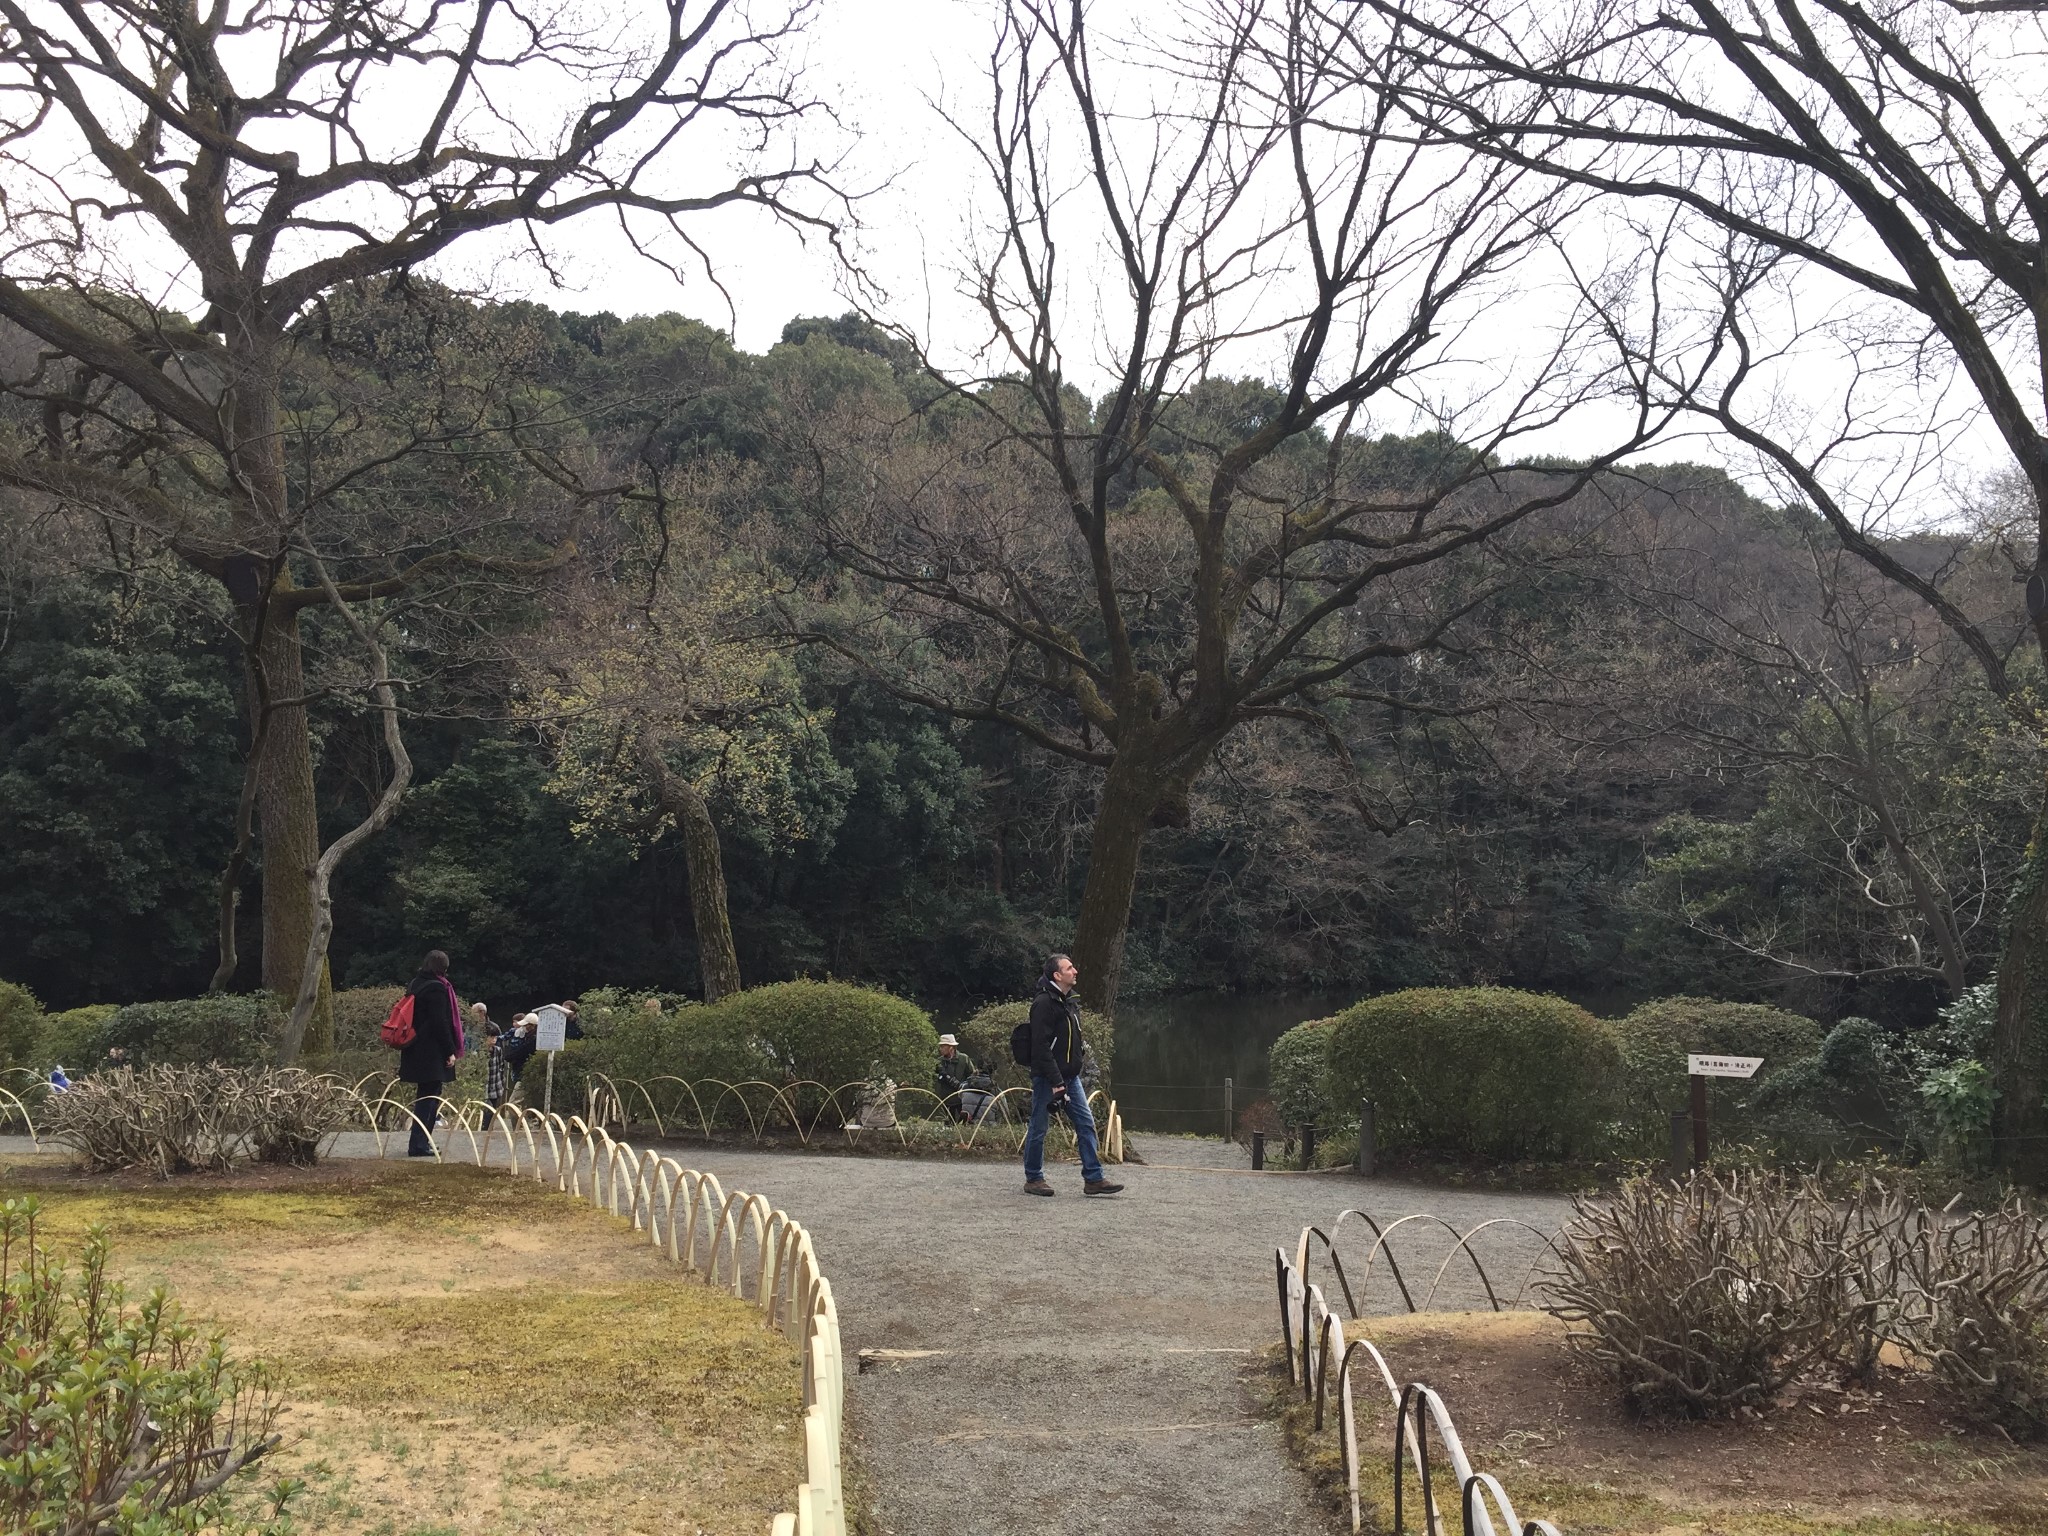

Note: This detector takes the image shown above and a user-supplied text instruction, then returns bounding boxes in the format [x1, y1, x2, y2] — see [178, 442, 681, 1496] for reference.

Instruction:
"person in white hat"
[934, 1033, 984, 1123]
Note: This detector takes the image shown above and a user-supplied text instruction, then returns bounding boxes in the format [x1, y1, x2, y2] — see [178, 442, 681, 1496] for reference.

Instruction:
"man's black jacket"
[1028, 977, 1086, 1082]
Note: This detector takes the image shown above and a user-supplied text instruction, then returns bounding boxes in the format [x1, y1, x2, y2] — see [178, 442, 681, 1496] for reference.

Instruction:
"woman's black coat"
[398, 972, 461, 1085]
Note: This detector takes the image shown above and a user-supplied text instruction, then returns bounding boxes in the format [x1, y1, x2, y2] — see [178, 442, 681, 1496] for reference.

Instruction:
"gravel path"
[1, 1129, 1573, 1535]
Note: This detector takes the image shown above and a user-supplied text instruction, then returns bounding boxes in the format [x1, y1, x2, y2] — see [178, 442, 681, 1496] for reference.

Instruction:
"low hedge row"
[548, 980, 941, 1126]
[1275, 988, 1832, 1163]
[0, 981, 286, 1078]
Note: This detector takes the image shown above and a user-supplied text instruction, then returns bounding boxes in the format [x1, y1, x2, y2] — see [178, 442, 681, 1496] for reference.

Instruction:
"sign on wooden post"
[534, 1004, 569, 1114]
[1684, 1055, 1764, 1167]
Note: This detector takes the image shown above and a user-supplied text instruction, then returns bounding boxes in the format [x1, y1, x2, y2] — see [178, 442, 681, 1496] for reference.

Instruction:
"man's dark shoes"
[1024, 1179, 1057, 1196]
[1084, 1179, 1125, 1196]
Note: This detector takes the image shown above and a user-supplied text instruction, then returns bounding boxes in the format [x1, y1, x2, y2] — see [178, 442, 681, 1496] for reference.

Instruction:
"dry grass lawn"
[1274, 1309, 2048, 1536]
[0, 1154, 803, 1536]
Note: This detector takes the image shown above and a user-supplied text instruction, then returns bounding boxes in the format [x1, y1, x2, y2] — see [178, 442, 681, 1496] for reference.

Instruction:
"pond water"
[1108, 991, 1352, 1133]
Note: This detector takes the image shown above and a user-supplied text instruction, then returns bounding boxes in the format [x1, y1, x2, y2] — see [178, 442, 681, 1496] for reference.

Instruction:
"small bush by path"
[0, 1159, 806, 1536]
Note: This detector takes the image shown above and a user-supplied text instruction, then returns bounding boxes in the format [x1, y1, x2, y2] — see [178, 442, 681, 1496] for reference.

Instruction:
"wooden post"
[1300, 1123, 1318, 1169]
[1357, 1100, 1376, 1176]
[1690, 1071, 1709, 1166]
[1251, 1131, 1266, 1170]
[1224, 1076, 1234, 1139]
[544, 1052, 556, 1117]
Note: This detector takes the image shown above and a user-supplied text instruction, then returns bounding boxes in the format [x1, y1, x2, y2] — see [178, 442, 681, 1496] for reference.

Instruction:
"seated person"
[934, 1034, 988, 1123]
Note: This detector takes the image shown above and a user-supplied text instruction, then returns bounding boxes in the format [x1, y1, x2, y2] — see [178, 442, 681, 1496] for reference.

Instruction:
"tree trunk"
[637, 731, 742, 1001]
[674, 777, 743, 1003]
[251, 579, 332, 1050]
[1072, 731, 1227, 1015]
[278, 546, 412, 1065]
[1991, 803, 2048, 1185]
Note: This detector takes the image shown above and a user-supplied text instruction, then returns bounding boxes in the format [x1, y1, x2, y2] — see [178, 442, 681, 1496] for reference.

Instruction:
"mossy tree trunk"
[639, 730, 743, 1002]
[1992, 809, 2048, 1185]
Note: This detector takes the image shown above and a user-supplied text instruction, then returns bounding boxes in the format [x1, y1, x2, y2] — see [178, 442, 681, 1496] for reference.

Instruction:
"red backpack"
[380, 992, 417, 1049]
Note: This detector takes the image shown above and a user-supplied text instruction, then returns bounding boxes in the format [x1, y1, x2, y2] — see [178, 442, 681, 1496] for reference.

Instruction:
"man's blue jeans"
[1023, 1073, 1104, 1184]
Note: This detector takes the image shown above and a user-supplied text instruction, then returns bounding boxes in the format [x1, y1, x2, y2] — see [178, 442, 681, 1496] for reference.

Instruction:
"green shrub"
[570, 994, 775, 1128]
[0, 980, 41, 1070]
[42, 1003, 118, 1070]
[1614, 997, 1824, 1151]
[330, 985, 404, 1052]
[954, 997, 1115, 1095]
[574, 985, 696, 1040]
[1269, 1016, 1338, 1129]
[955, 1000, 1029, 1092]
[102, 993, 283, 1066]
[0, 1199, 290, 1535]
[710, 980, 936, 1086]
[1324, 987, 1623, 1161]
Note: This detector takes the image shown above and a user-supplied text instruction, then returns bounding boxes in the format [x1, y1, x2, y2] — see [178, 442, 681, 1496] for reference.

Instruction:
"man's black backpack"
[1010, 1018, 1032, 1066]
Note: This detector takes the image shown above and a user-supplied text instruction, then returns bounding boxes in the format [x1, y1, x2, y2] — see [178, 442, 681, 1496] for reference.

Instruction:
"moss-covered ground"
[0, 1155, 803, 1536]
[1265, 1312, 2048, 1536]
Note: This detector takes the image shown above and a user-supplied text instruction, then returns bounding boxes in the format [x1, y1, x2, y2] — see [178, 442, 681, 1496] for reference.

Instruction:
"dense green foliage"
[99, 995, 284, 1067]
[1612, 998, 1826, 1150]
[0, 980, 39, 1076]
[0, 581, 245, 1006]
[1325, 988, 1624, 1160]
[1268, 1017, 1337, 1129]
[328, 986, 405, 1053]
[708, 980, 936, 1089]
[3, 298, 2033, 1065]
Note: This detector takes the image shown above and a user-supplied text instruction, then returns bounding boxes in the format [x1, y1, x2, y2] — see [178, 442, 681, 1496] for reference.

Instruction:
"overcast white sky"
[433, 0, 2008, 515]
[466, 0, 996, 358]
[7, 0, 2016, 515]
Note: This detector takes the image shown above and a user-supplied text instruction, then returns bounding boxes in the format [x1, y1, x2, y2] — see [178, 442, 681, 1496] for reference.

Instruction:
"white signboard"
[1688, 1053, 1763, 1079]
[533, 1004, 569, 1054]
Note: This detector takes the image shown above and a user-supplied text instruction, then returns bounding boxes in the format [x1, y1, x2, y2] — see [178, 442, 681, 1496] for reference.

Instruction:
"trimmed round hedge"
[1324, 987, 1622, 1161]
[330, 986, 404, 1053]
[1612, 997, 1823, 1149]
[1268, 1016, 1337, 1129]
[708, 981, 937, 1090]
[100, 994, 283, 1066]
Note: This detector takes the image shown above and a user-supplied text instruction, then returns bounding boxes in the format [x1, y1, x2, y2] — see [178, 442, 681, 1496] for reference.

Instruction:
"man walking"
[1023, 953, 1123, 1197]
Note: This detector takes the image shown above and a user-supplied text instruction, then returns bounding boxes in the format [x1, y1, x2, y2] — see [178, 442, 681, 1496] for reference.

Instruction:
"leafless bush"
[1548, 1173, 2048, 1436]
[43, 1066, 351, 1175]
[1544, 1171, 1845, 1417]
[1899, 1193, 2048, 1439]
[245, 1071, 353, 1165]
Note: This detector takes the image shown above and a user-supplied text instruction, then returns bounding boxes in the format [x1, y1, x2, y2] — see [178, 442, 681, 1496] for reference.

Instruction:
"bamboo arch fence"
[1277, 1209, 1566, 1536]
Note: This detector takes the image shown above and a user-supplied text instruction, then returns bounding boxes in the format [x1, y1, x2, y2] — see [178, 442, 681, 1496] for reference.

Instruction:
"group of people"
[395, 946, 1124, 1196]
[395, 951, 580, 1157]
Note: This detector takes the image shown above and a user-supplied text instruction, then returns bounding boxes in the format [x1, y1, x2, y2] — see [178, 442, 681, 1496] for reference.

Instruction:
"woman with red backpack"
[396, 949, 465, 1156]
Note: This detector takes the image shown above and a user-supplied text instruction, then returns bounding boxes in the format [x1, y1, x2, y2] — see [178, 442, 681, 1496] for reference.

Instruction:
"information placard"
[1687, 1053, 1763, 1079]
[533, 1003, 569, 1054]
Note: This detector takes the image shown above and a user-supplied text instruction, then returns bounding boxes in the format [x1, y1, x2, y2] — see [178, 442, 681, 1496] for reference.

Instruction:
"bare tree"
[1354, 0, 2048, 1174]
[792, 0, 1681, 1011]
[1592, 495, 2025, 996]
[0, 0, 843, 1049]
